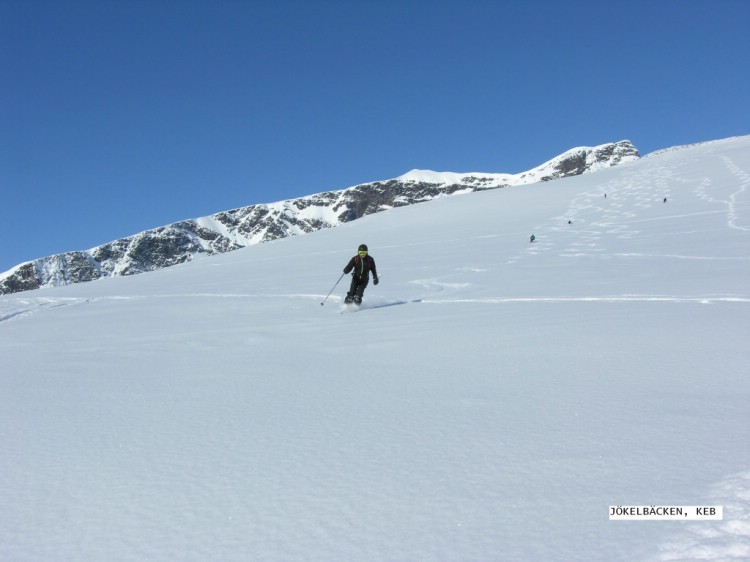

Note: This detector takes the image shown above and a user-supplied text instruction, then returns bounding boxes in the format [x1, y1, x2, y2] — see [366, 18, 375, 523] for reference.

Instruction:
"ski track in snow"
[0, 296, 93, 322]
[507, 152, 750, 264]
[3, 291, 748, 324]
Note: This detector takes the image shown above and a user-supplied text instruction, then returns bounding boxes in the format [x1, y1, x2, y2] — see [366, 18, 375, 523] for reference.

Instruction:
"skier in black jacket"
[343, 244, 378, 305]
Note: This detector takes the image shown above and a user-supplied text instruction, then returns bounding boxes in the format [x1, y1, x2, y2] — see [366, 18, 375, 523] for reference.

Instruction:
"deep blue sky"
[2, 0, 749, 272]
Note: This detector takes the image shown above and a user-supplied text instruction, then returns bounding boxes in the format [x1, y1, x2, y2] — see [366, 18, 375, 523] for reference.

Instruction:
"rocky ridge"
[0, 141, 639, 294]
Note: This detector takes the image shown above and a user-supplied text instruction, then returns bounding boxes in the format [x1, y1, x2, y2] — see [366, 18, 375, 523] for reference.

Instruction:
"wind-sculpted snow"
[0, 140, 639, 295]
[647, 471, 750, 562]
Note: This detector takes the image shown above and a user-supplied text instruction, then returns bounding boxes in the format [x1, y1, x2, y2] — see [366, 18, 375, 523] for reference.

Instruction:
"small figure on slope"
[343, 244, 379, 305]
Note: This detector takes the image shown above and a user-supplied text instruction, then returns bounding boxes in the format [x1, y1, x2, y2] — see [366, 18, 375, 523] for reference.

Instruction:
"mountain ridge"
[0, 140, 639, 295]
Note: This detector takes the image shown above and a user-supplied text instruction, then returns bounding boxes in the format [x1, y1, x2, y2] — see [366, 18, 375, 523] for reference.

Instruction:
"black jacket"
[344, 255, 378, 281]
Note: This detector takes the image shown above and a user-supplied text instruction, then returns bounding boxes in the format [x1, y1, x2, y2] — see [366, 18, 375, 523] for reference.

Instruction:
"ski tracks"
[507, 157, 749, 266]
[0, 295, 140, 324]
[334, 294, 750, 313]
[693, 155, 750, 232]
[0, 296, 92, 324]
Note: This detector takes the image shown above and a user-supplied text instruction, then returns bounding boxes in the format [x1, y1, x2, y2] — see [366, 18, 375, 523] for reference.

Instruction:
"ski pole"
[320, 272, 345, 306]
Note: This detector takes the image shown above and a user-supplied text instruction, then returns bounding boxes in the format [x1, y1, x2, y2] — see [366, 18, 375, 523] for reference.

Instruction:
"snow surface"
[395, 141, 637, 188]
[396, 169, 512, 185]
[1, 136, 749, 561]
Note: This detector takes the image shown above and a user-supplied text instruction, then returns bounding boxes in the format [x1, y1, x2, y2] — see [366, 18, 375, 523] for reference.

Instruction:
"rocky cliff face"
[0, 141, 639, 294]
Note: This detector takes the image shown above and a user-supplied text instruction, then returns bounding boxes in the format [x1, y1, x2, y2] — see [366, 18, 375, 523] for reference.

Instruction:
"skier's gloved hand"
[374, 277, 379, 285]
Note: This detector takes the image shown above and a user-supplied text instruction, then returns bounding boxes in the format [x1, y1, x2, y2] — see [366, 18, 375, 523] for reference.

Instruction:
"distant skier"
[530, 234, 536, 243]
[343, 244, 379, 305]
[663, 197, 668, 203]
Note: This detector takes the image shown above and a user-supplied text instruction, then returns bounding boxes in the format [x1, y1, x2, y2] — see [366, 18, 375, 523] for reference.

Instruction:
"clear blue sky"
[2, 0, 748, 272]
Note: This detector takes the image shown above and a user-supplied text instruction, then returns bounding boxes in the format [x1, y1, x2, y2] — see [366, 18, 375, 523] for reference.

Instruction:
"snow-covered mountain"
[0, 140, 639, 295]
[1, 135, 748, 562]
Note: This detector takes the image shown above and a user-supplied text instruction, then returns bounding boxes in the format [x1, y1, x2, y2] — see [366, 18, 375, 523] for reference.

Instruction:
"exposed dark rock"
[0, 141, 640, 295]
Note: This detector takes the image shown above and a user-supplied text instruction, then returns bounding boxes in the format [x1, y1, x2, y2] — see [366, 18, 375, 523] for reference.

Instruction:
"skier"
[343, 244, 378, 305]
[530, 234, 536, 243]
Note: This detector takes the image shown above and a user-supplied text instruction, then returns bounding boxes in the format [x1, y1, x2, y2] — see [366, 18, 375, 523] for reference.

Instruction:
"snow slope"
[0, 140, 638, 295]
[1, 136, 749, 561]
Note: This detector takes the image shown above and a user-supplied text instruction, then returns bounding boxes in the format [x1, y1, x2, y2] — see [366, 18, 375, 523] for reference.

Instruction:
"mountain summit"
[0, 141, 638, 295]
